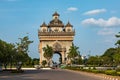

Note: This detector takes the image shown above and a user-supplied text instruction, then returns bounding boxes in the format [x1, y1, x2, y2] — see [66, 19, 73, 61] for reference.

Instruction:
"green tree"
[101, 48, 117, 66]
[103, 48, 116, 57]
[115, 32, 120, 48]
[0, 40, 8, 69]
[32, 58, 39, 66]
[24, 57, 32, 67]
[87, 55, 101, 66]
[43, 45, 53, 67]
[15, 36, 33, 70]
[113, 32, 120, 66]
[0, 36, 33, 70]
[113, 53, 120, 66]
[75, 57, 82, 65]
[0, 39, 16, 69]
[67, 44, 80, 64]
[7, 43, 16, 69]
[100, 32, 120, 66]
[42, 60, 47, 67]
[0, 40, 4, 64]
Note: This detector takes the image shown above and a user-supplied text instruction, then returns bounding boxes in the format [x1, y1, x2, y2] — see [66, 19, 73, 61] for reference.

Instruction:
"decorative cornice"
[38, 31, 75, 36]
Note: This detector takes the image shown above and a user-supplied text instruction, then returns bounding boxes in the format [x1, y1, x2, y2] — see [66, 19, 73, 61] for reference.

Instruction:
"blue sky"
[0, 0, 120, 59]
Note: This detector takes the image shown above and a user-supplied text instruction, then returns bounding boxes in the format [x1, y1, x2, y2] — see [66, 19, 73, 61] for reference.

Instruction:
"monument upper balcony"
[38, 12, 75, 37]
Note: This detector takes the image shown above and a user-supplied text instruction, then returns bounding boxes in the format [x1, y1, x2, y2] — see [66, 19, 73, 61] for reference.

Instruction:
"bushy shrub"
[82, 69, 91, 72]
[116, 68, 120, 71]
[93, 67, 96, 70]
[98, 70, 105, 73]
[105, 70, 117, 76]
[80, 69, 86, 71]
[117, 72, 120, 76]
[91, 70, 99, 73]
[80, 67, 83, 69]
[88, 67, 91, 70]
[65, 66, 119, 76]
[65, 66, 81, 71]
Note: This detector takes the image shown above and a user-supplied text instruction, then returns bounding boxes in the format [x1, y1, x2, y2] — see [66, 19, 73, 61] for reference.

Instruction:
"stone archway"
[52, 42, 66, 64]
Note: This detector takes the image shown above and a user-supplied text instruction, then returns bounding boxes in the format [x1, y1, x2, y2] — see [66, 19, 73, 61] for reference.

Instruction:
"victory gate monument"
[38, 12, 75, 64]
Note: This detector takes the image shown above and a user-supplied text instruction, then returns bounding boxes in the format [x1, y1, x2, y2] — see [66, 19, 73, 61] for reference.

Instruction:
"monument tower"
[38, 12, 75, 64]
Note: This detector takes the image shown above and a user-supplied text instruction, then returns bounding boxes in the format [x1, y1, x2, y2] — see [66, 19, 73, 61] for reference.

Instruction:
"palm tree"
[43, 45, 53, 67]
[67, 44, 80, 64]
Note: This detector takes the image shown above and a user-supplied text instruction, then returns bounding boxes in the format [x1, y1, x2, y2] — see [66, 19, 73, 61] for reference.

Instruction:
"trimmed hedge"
[91, 70, 99, 73]
[105, 70, 117, 76]
[65, 66, 120, 76]
[117, 72, 120, 76]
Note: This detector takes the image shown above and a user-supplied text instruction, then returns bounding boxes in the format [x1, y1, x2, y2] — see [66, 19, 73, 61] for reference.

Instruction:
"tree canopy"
[0, 36, 33, 70]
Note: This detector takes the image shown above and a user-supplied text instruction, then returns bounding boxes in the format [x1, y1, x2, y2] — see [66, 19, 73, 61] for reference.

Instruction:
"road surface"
[0, 69, 104, 80]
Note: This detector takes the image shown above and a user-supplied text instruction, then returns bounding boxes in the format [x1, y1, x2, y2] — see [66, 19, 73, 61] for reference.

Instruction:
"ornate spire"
[40, 22, 47, 27]
[48, 12, 64, 27]
[65, 21, 73, 27]
[52, 11, 60, 16]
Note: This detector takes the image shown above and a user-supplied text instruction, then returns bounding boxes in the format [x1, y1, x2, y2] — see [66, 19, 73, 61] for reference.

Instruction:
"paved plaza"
[0, 69, 104, 80]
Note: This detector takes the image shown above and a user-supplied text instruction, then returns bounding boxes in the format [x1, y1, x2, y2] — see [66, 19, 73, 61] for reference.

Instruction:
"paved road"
[0, 69, 104, 80]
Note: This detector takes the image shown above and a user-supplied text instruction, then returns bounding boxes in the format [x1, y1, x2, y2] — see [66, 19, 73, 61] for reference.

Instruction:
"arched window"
[54, 29, 58, 32]
[43, 29, 46, 32]
[67, 29, 71, 32]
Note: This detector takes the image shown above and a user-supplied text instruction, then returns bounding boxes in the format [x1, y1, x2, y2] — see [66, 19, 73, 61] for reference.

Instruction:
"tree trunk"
[10, 61, 12, 70]
[16, 62, 22, 71]
[4, 63, 7, 70]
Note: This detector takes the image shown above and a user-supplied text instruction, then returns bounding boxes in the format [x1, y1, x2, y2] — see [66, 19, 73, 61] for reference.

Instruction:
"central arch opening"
[52, 52, 62, 65]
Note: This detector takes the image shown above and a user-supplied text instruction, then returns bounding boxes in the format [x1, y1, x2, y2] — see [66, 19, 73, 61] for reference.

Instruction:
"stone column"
[61, 51, 65, 64]
[39, 41, 43, 64]
[61, 48, 66, 64]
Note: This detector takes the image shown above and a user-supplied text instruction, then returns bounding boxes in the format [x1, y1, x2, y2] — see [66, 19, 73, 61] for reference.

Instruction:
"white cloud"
[84, 9, 106, 15]
[67, 7, 78, 11]
[81, 17, 120, 27]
